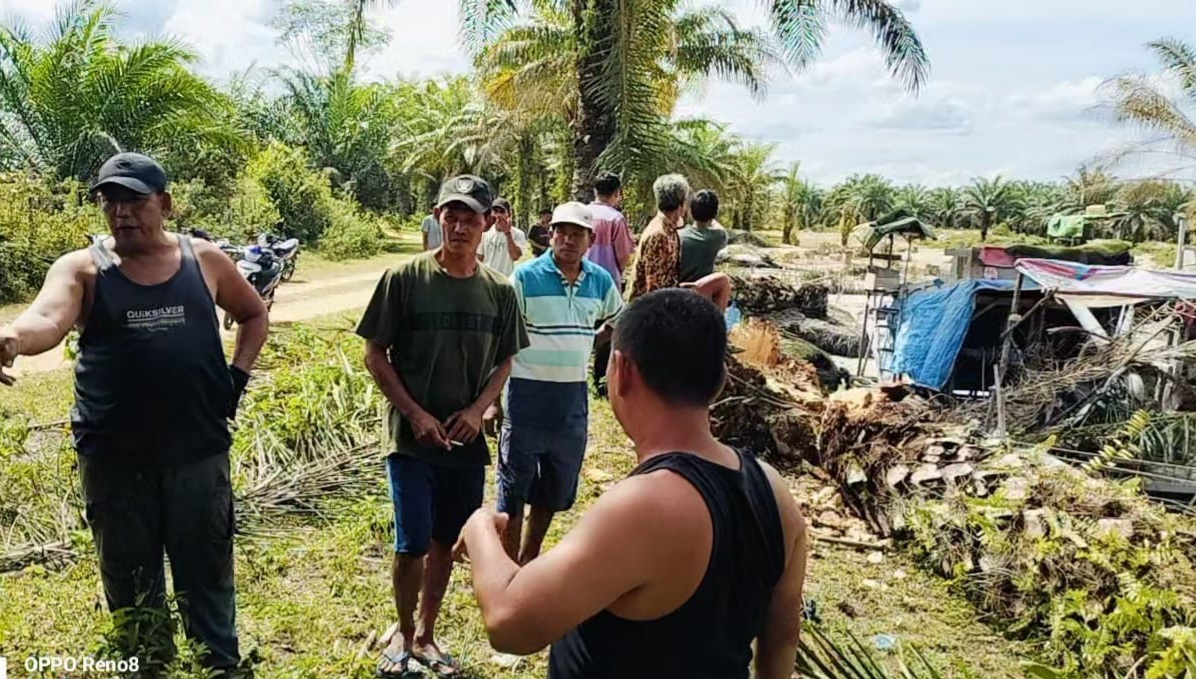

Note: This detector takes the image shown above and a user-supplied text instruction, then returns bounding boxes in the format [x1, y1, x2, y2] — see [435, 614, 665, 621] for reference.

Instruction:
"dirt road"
[6, 254, 410, 378]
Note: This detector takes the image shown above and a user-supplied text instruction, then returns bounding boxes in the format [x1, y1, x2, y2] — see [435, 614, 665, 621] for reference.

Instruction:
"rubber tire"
[282, 260, 296, 283]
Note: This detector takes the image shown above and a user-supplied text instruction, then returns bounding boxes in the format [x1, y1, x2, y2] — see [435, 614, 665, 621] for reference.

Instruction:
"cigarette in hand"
[450, 440, 465, 447]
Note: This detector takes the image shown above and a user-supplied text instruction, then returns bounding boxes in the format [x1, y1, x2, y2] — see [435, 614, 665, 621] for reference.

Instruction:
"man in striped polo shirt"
[499, 201, 624, 563]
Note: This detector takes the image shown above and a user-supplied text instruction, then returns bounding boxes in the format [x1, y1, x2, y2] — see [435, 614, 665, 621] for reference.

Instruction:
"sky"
[2, 0, 1195, 187]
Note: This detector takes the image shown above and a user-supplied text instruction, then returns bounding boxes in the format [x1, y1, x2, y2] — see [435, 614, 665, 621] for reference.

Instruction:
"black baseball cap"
[436, 175, 494, 214]
[90, 152, 168, 195]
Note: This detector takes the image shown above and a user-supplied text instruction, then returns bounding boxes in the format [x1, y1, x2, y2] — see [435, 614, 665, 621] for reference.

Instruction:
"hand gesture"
[453, 509, 510, 563]
[444, 407, 483, 446]
[412, 409, 451, 451]
[0, 327, 19, 387]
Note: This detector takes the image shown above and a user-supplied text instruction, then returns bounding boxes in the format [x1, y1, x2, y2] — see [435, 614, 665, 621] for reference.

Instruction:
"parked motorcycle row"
[86, 230, 301, 331]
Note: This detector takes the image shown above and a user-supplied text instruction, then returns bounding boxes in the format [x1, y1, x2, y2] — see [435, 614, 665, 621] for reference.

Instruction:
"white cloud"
[1006, 77, 1104, 121]
[0, 0, 53, 22]
[163, 0, 286, 80]
[3, 0, 1194, 186]
[867, 97, 972, 133]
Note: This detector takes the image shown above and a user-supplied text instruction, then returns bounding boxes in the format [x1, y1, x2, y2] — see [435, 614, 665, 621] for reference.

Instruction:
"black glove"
[228, 364, 251, 419]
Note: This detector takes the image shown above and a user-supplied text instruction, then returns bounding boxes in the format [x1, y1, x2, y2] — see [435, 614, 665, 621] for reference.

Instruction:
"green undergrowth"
[903, 436, 1196, 678]
[0, 321, 1035, 677]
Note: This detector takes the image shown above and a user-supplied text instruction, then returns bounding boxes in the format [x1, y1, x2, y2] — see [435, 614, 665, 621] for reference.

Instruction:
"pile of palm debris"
[714, 319, 1196, 677]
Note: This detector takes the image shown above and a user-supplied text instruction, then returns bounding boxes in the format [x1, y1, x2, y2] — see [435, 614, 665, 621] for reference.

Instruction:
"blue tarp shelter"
[890, 279, 1038, 390]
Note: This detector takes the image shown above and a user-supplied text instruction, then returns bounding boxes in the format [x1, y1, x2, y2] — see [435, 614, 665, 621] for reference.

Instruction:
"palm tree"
[345, 0, 399, 72]
[1012, 180, 1064, 235]
[0, 0, 244, 182]
[776, 162, 823, 245]
[724, 141, 778, 231]
[964, 176, 1020, 241]
[462, 0, 928, 198]
[926, 186, 962, 230]
[893, 184, 930, 218]
[1060, 165, 1119, 213]
[1101, 38, 1196, 179]
[1114, 180, 1192, 242]
[392, 77, 522, 199]
[278, 68, 399, 208]
[827, 174, 896, 223]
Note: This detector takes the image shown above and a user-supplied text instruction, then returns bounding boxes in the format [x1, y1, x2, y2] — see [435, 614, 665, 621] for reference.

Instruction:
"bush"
[0, 175, 96, 303]
[319, 198, 385, 261]
[170, 174, 281, 242]
[245, 142, 336, 243]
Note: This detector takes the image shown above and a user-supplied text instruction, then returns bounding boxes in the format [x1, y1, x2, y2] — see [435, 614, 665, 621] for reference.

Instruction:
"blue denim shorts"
[386, 454, 485, 556]
[496, 423, 588, 517]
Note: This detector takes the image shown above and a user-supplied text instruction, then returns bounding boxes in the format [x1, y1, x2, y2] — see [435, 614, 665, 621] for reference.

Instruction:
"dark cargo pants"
[79, 452, 240, 671]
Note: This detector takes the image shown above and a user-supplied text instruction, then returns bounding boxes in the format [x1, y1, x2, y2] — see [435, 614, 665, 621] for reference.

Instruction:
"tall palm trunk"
[571, 0, 617, 201]
[514, 133, 536, 227]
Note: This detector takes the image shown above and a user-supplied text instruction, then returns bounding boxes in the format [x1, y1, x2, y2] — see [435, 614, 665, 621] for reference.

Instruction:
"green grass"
[304, 231, 423, 276]
[0, 374, 1031, 678]
[0, 365, 73, 422]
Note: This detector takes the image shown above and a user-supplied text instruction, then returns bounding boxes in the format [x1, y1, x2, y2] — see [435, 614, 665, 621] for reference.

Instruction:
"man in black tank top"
[455, 289, 809, 678]
[0, 153, 269, 675]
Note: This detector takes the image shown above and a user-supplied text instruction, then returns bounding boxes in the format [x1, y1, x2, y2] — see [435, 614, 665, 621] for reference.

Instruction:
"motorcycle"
[223, 244, 285, 331]
[257, 233, 300, 282]
[187, 228, 242, 260]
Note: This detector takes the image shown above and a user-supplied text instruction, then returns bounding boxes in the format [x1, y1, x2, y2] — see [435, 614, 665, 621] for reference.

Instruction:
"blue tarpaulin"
[890, 279, 1032, 390]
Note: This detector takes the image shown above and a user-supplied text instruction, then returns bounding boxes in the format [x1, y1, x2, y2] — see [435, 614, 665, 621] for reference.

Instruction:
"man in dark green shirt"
[358, 174, 529, 677]
[679, 189, 729, 283]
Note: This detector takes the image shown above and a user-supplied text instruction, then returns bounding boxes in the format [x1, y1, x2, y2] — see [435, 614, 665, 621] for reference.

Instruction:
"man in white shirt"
[478, 198, 527, 276]
[420, 203, 442, 251]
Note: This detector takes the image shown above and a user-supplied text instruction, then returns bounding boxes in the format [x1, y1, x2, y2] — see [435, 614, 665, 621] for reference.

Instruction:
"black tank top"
[71, 237, 233, 465]
[548, 449, 786, 679]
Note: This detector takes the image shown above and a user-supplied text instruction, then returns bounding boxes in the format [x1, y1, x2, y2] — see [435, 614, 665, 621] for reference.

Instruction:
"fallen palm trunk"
[771, 308, 864, 359]
[730, 274, 828, 318]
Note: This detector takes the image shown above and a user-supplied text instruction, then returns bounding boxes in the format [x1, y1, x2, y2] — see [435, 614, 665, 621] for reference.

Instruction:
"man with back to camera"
[528, 208, 553, 258]
[586, 173, 635, 397]
[357, 175, 528, 678]
[680, 189, 729, 283]
[456, 289, 808, 679]
[0, 152, 269, 676]
[499, 201, 623, 565]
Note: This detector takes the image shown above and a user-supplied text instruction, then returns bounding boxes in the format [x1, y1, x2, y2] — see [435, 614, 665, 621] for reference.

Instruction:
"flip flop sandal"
[378, 650, 420, 678]
[417, 653, 463, 677]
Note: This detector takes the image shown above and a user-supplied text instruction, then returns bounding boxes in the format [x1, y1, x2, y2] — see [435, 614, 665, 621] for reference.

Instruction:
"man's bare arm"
[365, 341, 427, 421]
[504, 230, 523, 261]
[6, 251, 88, 356]
[471, 356, 512, 414]
[202, 242, 268, 372]
[365, 340, 450, 449]
[754, 465, 809, 679]
[462, 472, 707, 655]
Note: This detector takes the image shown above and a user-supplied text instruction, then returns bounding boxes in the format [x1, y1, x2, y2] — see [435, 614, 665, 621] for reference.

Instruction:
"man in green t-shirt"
[679, 189, 729, 283]
[358, 174, 529, 678]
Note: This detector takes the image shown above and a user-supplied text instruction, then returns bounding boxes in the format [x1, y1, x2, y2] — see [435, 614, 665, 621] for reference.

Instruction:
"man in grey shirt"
[679, 189, 728, 283]
[421, 204, 442, 251]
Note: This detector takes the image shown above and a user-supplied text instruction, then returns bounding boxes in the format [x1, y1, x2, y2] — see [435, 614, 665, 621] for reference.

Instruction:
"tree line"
[0, 0, 1191, 293]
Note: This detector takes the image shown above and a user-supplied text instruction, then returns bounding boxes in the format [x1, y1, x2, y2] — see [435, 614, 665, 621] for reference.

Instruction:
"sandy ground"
[5, 259, 403, 378]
